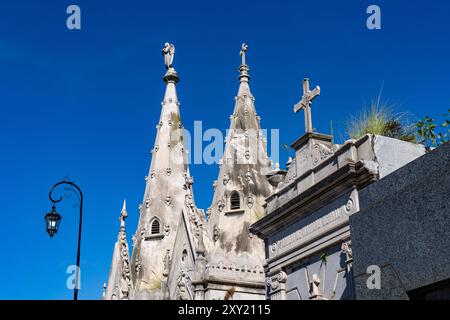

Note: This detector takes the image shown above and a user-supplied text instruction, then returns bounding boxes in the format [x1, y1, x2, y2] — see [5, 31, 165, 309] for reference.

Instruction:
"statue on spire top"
[240, 43, 248, 65]
[162, 43, 175, 69]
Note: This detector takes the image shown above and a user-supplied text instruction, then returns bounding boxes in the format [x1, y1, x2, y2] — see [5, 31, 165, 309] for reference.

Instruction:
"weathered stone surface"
[350, 142, 450, 299]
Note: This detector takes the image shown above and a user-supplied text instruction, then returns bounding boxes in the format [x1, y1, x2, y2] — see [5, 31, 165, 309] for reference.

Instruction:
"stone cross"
[240, 43, 249, 65]
[294, 78, 320, 133]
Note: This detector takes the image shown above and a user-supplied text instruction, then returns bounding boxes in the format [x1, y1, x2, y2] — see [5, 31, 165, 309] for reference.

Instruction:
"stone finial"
[238, 43, 250, 82]
[119, 199, 128, 228]
[240, 43, 249, 65]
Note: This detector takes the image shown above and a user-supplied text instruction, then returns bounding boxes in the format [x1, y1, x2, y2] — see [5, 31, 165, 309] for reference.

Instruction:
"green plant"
[416, 110, 450, 147]
[346, 92, 416, 142]
[319, 251, 328, 266]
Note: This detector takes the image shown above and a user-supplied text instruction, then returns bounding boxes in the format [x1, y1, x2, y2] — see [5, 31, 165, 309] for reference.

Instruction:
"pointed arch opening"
[151, 218, 161, 235]
[230, 191, 241, 210]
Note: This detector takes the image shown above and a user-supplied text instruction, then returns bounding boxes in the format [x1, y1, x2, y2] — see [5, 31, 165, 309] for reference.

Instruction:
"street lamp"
[46, 179, 84, 301]
[44, 204, 61, 237]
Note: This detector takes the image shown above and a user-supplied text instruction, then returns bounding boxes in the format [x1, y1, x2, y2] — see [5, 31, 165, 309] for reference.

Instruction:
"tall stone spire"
[130, 43, 202, 299]
[104, 200, 132, 300]
[207, 42, 274, 262]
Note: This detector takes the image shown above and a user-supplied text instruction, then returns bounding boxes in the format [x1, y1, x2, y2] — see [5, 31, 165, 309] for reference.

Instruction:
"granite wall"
[350, 142, 450, 299]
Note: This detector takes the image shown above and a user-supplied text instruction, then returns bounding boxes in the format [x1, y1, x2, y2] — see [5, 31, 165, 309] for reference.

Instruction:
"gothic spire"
[104, 200, 132, 300]
[207, 43, 274, 255]
[129, 43, 202, 299]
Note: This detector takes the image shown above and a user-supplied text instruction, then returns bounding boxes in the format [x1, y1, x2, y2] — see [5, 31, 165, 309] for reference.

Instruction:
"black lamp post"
[46, 179, 84, 301]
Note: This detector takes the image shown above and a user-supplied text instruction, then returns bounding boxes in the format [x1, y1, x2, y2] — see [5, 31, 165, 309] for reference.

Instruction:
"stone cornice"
[250, 161, 377, 238]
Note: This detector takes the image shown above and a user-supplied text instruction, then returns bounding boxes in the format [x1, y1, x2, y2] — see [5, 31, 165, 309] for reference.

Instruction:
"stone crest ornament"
[162, 43, 175, 70]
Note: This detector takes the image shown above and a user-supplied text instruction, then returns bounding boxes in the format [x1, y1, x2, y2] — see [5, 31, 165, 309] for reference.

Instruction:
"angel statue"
[162, 43, 175, 69]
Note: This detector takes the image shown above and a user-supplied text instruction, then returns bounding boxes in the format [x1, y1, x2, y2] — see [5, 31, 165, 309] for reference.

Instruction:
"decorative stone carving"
[145, 198, 151, 208]
[345, 199, 354, 213]
[312, 143, 333, 165]
[166, 168, 172, 176]
[247, 195, 254, 208]
[150, 170, 156, 179]
[223, 174, 229, 185]
[134, 255, 142, 277]
[245, 170, 252, 182]
[177, 271, 189, 300]
[162, 43, 175, 69]
[140, 227, 146, 240]
[165, 194, 172, 206]
[164, 224, 171, 236]
[341, 240, 353, 261]
[245, 150, 250, 160]
[213, 225, 220, 242]
[184, 174, 194, 188]
[309, 273, 322, 299]
[218, 199, 225, 212]
[163, 249, 171, 277]
[266, 271, 287, 299]
[185, 194, 195, 210]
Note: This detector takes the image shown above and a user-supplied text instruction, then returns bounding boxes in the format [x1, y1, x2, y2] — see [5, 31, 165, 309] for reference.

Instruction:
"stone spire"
[104, 200, 132, 300]
[207, 43, 274, 257]
[130, 43, 203, 299]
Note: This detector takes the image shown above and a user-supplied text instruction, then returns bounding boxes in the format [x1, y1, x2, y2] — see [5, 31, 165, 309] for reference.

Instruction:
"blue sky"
[0, 0, 448, 299]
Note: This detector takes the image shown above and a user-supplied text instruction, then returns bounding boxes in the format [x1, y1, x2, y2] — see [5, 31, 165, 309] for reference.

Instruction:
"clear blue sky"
[0, 0, 448, 299]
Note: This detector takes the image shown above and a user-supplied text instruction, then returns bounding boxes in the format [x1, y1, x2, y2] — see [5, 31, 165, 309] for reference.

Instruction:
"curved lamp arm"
[48, 179, 84, 301]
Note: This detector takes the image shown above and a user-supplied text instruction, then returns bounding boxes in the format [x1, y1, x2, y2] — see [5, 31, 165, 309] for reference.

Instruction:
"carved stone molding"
[266, 271, 287, 300]
[312, 143, 333, 166]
